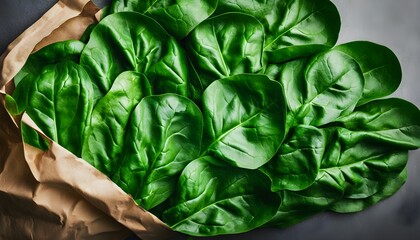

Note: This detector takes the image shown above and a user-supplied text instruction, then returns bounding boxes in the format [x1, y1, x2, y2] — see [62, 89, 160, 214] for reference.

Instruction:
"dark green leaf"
[335, 98, 420, 149]
[215, 0, 340, 63]
[201, 74, 286, 169]
[334, 41, 402, 105]
[184, 12, 265, 91]
[112, 94, 203, 210]
[14, 40, 85, 86]
[319, 127, 408, 199]
[23, 61, 94, 156]
[280, 49, 364, 128]
[260, 125, 325, 191]
[330, 168, 407, 213]
[109, 0, 218, 39]
[162, 157, 280, 236]
[12, 40, 86, 114]
[81, 71, 151, 175]
[80, 12, 189, 98]
[267, 167, 345, 227]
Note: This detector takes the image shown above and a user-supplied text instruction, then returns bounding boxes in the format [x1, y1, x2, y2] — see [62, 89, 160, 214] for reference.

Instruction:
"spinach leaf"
[279, 48, 364, 128]
[108, 0, 218, 40]
[201, 74, 286, 169]
[321, 127, 408, 199]
[215, 0, 340, 63]
[112, 94, 203, 210]
[23, 61, 94, 156]
[162, 157, 280, 236]
[14, 40, 85, 86]
[80, 12, 189, 99]
[334, 41, 402, 106]
[330, 168, 407, 213]
[260, 125, 325, 191]
[183, 12, 265, 91]
[81, 71, 151, 175]
[335, 98, 420, 149]
[11, 40, 86, 115]
[267, 167, 345, 227]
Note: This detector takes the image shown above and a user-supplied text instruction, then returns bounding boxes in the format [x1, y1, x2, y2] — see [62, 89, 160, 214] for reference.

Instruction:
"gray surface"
[1, 1, 419, 239]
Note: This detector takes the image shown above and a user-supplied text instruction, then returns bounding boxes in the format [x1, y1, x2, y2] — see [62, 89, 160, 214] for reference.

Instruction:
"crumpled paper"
[0, 0, 176, 239]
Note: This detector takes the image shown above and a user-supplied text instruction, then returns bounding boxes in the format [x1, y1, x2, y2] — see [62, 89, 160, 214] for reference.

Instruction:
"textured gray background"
[1, 0, 419, 239]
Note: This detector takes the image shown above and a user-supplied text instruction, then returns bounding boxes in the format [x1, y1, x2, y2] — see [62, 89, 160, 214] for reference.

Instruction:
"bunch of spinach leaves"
[6, 0, 420, 237]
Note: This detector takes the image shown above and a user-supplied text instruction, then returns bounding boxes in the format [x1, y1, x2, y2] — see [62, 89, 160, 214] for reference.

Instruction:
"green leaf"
[14, 40, 85, 86]
[335, 98, 420, 149]
[334, 41, 402, 105]
[80, 12, 189, 98]
[321, 127, 408, 199]
[23, 61, 94, 156]
[112, 94, 203, 210]
[81, 71, 151, 175]
[108, 0, 218, 39]
[267, 167, 345, 227]
[184, 12, 265, 91]
[215, 0, 341, 63]
[280, 48, 364, 128]
[162, 157, 280, 236]
[330, 168, 407, 213]
[260, 125, 325, 191]
[4, 94, 19, 116]
[21, 123, 50, 152]
[201, 74, 286, 169]
[12, 40, 86, 114]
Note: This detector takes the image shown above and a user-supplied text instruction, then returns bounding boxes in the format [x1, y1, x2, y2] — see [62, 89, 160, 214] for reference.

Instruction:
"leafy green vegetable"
[279, 48, 364, 128]
[201, 74, 286, 169]
[23, 61, 94, 156]
[215, 0, 341, 62]
[260, 125, 325, 191]
[184, 12, 265, 92]
[108, 0, 218, 40]
[267, 165, 345, 227]
[334, 98, 420, 149]
[82, 71, 151, 175]
[11, 40, 86, 114]
[9, 0, 420, 238]
[112, 94, 203, 210]
[80, 12, 189, 99]
[14, 40, 85, 86]
[162, 157, 280, 236]
[330, 168, 407, 213]
[320, 127, 408, 199]
[333, 41, 402, 106]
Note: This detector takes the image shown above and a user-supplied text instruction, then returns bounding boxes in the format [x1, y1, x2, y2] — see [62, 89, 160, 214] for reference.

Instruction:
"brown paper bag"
[0, 1, 176, 239]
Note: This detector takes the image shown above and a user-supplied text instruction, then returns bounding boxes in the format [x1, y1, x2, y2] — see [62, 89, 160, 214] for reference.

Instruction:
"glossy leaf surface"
[109, 0, 217, 39]
[267, 167, 345, 227]
[321, 127, 408, 199]
[260, 125, 325, 191]
[24, 61, 94, 156]
[162, 157, 280, 236]
[334, 41, 402, 105]
[81, 71, 151, 175]
[14, 40, 85, 86]
[335, 98, 420, 149]
[112, 94, 203, 210]
[80, 12, 189, 98]
[201, 74, 286, 169]
[279, 49, 364, 128]
[12, 40, 86, 114]
[330, 168, 407, 213]
[184, 12, 265, 91]
[215, 0, 340, 62]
